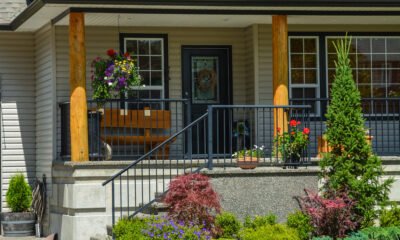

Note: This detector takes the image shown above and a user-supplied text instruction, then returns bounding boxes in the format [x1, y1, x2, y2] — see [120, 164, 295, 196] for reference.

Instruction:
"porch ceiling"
[52, 13, 400, 28]
[10, 3, 400, 31]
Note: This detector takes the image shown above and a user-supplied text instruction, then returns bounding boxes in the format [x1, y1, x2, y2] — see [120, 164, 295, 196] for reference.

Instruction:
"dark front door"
[182, 46, 232, 155]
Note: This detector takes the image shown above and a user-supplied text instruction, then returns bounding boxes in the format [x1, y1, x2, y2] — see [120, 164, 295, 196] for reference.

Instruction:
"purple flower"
[118, 77, 126, 87]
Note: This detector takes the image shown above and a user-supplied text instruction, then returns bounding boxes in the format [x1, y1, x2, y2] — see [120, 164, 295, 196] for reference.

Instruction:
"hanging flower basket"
[91, 49, 142, 104]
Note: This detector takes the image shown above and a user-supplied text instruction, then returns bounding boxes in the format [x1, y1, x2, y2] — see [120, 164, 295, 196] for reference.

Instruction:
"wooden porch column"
[272, 15, 289, 135]
[69, 12, 89, 162]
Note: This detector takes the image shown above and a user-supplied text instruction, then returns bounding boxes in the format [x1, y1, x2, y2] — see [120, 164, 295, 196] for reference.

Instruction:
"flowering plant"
[274, 120, 310, 160]
[233, 145, 265, 159]
[91, 49, 141, 101]
[144, 217, 212, 240]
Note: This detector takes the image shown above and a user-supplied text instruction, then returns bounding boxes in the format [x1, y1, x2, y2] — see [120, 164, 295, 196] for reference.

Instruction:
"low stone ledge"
[201, 166, 320, 177]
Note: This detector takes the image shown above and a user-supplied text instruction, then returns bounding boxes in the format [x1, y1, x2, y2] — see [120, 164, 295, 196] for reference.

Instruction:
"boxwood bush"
[239, 224, 300, 240]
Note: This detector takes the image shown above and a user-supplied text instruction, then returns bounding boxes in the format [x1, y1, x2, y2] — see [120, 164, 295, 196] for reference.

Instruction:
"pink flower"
[303, 128, 310, 135]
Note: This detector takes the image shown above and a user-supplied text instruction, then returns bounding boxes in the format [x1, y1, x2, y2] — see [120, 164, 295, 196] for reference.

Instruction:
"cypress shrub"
[319, 36, 393, 227]
[6, 173, 32, 212]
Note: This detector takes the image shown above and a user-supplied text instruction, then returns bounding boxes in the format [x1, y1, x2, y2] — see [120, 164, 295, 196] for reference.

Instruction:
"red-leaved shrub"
[164, 173, 221, 229]
[298, 189, 360, 238]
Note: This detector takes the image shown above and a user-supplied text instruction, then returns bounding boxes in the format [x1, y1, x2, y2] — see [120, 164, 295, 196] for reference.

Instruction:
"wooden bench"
[100, 108, 173, 159]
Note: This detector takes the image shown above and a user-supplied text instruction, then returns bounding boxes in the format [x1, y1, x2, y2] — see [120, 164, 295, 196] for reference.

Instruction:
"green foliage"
[287, 211, 314, 240]
[6, 173, 32, 212]
[215, 212, 241, 238]
[312, 237, 333, 240]
[342, 232, 369, 240]
[360, 226, 400, 240]
[380, 203, 400, 227]
[113, 217, 150, 240]
[239, 224, 300, 240]
[243, 214, 277, 229]
[319, 35, 393, 227]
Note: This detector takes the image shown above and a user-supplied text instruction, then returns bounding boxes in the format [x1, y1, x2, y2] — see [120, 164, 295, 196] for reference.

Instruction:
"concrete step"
[90, 234, 111, 240]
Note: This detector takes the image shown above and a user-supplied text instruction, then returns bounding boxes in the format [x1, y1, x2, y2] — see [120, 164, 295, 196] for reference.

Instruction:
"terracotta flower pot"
[237, 156, 259, 169]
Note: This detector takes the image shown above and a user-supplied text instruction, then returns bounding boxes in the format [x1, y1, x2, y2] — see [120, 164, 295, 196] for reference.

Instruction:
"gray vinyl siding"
[258, 24, 273, 105]
[0, 32, 36, 210]
[55, 26, 251, 157]
[35, 24, 54, 233]
[35, 24, 54, 186]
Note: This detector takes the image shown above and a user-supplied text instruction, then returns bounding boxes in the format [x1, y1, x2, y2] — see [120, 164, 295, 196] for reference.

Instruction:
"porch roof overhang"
[4, 0, 400, 31]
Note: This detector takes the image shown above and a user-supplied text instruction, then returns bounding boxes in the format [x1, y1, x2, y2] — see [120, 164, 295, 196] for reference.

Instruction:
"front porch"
[49, 8, 400, 240]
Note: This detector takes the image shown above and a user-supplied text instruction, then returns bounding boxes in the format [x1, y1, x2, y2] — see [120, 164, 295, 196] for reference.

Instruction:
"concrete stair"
[91, 192, 170, 240]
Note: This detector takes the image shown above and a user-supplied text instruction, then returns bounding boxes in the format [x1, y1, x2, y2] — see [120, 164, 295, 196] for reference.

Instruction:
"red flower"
[277, 127, 281, 133]
[107, 49, 116, 57]
[303, 127, 310, 135]
[290, 120, 298, 127]
[124, 52, 130, 58]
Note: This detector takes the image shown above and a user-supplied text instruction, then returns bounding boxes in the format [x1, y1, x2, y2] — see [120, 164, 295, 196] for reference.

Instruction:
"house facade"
[1, 0, 400, 239]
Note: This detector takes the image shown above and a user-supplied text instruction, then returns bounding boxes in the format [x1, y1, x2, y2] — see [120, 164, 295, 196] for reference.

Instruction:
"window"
[326, 36, 400, 98]
[326, 36, 400, 113]
[289, 36, 320, 114]
[123, 35, 166, 99]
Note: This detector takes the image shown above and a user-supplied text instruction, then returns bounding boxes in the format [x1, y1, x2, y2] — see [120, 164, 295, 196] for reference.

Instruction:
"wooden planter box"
[317, 135, 373, 158]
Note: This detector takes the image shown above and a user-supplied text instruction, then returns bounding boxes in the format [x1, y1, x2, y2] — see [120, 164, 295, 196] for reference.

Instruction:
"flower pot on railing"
[234, 145, 264, 170]
[237, 156, 259, 169]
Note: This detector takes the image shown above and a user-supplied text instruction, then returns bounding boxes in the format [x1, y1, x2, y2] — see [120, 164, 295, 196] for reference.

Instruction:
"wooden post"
[69, 12, 89, 162]
[272, 15, 289, 135]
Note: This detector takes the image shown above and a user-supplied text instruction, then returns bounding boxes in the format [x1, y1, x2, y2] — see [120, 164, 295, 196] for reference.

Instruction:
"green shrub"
[243, 214, 277, 230]
[312, 237, 332, 240]
[6, 173, 32, 212]
[113, 217, 150, 240]
[360, 226, 400, 240]
[380, 204, 400, 227]
[319, 35, 393, 227]
[239, 224, 300, 240]
[287, 211, 314, 240]
[215, 212, 241, 238]
[343, 232, 369, 240]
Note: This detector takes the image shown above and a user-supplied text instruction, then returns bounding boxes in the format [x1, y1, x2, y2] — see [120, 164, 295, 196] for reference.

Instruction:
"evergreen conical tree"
[319, 36, 393, 227]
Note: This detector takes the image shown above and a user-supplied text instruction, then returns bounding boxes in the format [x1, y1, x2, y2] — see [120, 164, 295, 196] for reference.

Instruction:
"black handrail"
[102, 112, 208, 186]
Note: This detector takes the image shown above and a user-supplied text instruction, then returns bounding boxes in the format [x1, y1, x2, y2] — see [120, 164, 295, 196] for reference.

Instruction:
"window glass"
[326, 36, 400, 114]
[289, 37, 319, 115]
[124, 37, 165, 99]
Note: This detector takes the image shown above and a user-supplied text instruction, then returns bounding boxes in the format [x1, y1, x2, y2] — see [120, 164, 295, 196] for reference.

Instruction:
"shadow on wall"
[0, 73, 37, 208]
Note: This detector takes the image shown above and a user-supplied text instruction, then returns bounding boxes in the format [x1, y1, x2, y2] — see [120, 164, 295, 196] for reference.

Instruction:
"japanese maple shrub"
[164, 173, 221, 229]
[319, 36, 393, 227]
[298, 189, 360, 239]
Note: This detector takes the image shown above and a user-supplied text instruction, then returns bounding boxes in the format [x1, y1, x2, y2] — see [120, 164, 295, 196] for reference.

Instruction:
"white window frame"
[123, 37, 165, 99]
[288, 36, 321, 116]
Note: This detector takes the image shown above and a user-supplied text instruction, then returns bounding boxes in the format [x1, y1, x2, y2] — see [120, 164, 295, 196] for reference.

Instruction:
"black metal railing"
[59, 99, 189, 160]
[101, 104, 311, 236]
[290, 98, 400, 156]
[206, 105, 312, 169]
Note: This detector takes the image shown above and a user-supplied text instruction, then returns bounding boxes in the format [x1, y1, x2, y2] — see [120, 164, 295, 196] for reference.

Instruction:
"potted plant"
[274, 119, 310, 167]
[233, 145, 264, 169]
[91, 49, 142, 104]
[1, 173, 35, 237]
